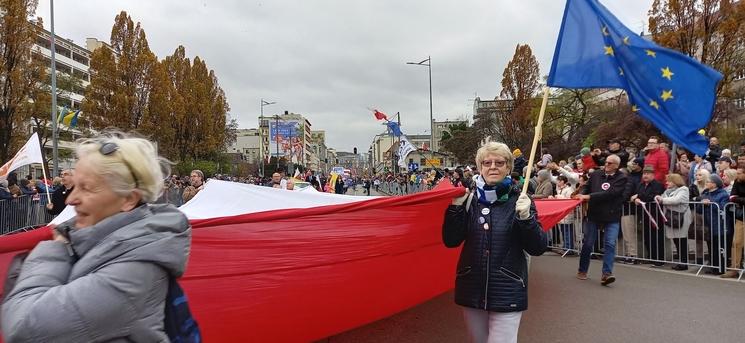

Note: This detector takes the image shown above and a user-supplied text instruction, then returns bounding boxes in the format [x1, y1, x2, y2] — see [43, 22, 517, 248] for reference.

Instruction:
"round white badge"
[601, 182, 610, 191]
[481, 208, 490, 215]
[483, 223, 490, 230]
[478, 217, 486, 224]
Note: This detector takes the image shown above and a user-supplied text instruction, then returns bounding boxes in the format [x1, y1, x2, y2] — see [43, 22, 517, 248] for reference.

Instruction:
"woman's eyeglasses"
[481, 160, 506, 168]
[100, 142, 140, 188]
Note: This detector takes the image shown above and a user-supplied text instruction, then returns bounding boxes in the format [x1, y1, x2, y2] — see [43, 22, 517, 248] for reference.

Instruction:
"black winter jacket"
[583, 170, 628, 223]
[622, 170, 642, 216]
[634, 180, 665, 228]
[442, 188, 547, 312]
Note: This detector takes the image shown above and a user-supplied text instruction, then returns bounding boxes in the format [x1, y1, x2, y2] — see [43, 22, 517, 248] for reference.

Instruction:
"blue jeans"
[579, 220, 620, 275]
[558, 223, 574, 250]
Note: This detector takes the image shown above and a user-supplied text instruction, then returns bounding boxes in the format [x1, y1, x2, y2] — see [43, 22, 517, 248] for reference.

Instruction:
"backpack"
[163, 277, 202, 343]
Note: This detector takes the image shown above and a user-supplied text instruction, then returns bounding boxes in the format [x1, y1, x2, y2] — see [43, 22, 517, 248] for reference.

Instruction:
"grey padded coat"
[1, 204, 191, 342]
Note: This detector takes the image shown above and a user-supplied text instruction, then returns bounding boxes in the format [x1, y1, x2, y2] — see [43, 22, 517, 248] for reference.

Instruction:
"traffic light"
[353, 147, 357, 154]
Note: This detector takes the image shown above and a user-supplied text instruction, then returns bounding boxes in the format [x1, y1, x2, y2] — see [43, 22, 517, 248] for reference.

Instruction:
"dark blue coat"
[698, 187, 729, 236]
[442, 188, 547, 312]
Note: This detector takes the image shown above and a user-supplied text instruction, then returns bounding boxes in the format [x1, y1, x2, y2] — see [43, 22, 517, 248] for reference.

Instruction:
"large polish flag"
[0, 180, 578, 342]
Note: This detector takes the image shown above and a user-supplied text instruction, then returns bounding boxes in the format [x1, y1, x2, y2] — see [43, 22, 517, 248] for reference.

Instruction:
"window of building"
[54, 44, 71, 58]
[735, 69, 745, 81]
[72, 52, 89, 66]
[735, 98, 745, 109]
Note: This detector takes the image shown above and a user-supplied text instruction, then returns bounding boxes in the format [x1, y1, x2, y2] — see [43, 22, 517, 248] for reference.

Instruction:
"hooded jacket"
[2, 204, 191, 342]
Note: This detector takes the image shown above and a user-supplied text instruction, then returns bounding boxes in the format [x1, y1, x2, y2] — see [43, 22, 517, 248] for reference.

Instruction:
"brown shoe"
[576, 272, 588, 280]
[720, 271, 739, 278]
[601, 273, 616, 286]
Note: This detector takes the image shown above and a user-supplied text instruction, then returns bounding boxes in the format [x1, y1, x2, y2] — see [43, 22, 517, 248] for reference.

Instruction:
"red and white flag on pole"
[0, 133, 44, 178]
[372, 109, 388, 121]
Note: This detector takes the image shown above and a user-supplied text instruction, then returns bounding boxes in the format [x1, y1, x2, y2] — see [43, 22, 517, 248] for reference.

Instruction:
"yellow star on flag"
[646, 49, 656, 58]
[631, 105, 639, 112]
[650, 100, 660, 109]
[661, 90, 674, 101]
[604, 46, 614, 56]
[623, 36, 630, 45]
[602, 26, 610, 36]
[619, 67, 624, 76]
[661, 67, 674, 80]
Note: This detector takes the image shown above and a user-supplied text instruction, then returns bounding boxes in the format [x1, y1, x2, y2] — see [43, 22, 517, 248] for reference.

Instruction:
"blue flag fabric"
[547, 0, 722, 155]
[387, 121, 403, 137]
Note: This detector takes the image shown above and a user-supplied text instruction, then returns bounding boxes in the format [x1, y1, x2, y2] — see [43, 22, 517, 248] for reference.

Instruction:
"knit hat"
[513, 148, 522, 157]
[642, 165, 655, 173]
[580, 147, 591, 156]
[709, 174, 723, 189]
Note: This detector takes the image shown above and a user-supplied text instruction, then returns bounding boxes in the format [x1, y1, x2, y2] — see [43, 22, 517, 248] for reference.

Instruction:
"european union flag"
[547, 0, 723, 155]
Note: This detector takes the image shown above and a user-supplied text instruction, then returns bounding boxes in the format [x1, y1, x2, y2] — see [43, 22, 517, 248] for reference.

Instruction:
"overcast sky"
[38, 0, 652, 152]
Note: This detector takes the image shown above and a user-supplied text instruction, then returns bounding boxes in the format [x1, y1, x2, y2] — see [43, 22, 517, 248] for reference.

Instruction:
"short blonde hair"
[475, 141, 513, 170]
[723, 168, 737, 184]
[75, 132, 171, 203]
[665, 173, 685, 187]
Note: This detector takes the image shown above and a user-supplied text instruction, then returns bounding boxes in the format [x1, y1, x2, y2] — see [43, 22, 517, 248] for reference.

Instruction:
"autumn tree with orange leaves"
[83, 11, 234, 162]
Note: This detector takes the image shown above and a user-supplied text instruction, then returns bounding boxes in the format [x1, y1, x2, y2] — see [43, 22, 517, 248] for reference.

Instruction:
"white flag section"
[397, 136, 417, 168]
[0, 133, 44, 178]
[50, 180, 382, 225]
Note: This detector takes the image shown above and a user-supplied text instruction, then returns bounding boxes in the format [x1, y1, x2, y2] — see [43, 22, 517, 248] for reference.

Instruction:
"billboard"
[269, 121, 304, 163]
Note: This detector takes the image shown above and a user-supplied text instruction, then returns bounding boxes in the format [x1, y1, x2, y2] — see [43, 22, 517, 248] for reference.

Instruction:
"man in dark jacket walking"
[631, 165, 666, 266]
[574, 154, 627, 285]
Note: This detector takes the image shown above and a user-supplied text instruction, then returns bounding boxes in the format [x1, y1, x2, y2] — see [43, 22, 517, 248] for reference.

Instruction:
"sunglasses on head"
[100, 141, 139, 188]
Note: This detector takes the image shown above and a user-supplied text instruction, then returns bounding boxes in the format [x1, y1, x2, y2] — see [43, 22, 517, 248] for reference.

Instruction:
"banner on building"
[269, 121, 304, 163]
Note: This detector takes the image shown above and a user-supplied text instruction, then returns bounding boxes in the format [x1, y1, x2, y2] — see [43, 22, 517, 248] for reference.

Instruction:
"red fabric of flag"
[0, 182, 580, 342]
[373, 109, 388, 120]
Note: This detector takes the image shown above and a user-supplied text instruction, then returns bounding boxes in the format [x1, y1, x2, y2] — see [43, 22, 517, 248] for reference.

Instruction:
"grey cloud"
[39, 0, 651, 152]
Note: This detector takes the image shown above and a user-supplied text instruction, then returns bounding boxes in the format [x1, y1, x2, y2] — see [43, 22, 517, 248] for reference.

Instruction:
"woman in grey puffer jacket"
[2, 133, 191, 342]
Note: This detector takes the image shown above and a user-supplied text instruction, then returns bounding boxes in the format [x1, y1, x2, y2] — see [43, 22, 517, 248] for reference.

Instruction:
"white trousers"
[462, 307, 523, 343]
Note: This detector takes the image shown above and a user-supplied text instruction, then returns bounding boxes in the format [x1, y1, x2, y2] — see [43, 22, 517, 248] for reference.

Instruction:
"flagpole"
[49, 0, 60, 177]
[40, 160, 52, 203]
[521, 86, 550, 195]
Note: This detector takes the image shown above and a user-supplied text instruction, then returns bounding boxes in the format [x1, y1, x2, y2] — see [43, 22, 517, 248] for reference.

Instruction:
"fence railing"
[0, 195, 55, 235]
[377, 181, 432, 195]
[545, 200, 743, 281]
[0, 187, 188, 235]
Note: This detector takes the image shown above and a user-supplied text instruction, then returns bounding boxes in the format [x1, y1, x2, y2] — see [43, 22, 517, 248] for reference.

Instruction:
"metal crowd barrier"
[156, 187, 186, 207]
[377, 181, 432, 195]
[1, 187, 187, 235]
[0, 195, 54, 234]
[545, 200, 741, 280]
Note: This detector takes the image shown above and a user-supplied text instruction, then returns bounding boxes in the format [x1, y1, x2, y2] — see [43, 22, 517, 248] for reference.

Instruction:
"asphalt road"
[325, 255, 745, 343]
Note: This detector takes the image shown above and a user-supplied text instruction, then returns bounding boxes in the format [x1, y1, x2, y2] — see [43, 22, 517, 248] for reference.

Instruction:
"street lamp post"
[260, 99, 276, 176]
[406, 56, 433, 156]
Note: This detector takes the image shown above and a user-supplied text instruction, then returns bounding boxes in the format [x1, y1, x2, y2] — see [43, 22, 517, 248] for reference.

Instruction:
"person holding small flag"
[442, 141, 546, 343]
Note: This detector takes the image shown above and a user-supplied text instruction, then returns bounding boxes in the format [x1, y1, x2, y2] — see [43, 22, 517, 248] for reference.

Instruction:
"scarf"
[475, 175, 512, 205]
